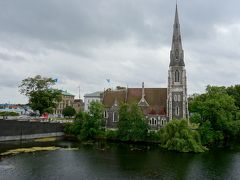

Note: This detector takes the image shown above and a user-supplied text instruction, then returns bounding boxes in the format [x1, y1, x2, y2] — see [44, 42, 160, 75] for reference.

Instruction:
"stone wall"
[0, 120, 64, 141]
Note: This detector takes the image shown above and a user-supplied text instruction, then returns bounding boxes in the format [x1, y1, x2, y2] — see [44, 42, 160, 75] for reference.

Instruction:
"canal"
[1, 140, 240, 180]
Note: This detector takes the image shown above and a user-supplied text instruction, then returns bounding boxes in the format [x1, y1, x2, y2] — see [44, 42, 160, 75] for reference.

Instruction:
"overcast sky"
[0, 0, 239, 103]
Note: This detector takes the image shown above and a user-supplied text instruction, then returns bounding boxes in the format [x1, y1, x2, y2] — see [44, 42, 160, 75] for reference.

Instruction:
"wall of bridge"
[0, 120, 64, 142]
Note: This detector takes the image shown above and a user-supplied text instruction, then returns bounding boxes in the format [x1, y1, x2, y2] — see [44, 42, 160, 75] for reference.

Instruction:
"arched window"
[104, 110, 108, 118]
[176, 107, 179, 116]
[174, 95, 177, 101]
[178, 95, 181, 102]
[112, 112, 115, 122]
[175, 70, 180, 82]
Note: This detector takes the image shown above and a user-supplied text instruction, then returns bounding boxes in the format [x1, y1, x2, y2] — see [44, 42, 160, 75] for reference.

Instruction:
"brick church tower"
[167, 4, 188, 120]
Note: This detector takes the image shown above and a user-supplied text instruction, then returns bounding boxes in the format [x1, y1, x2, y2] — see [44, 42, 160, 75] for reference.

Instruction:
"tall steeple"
[170, 4, 185, 67]
[167, 3, 188, 121]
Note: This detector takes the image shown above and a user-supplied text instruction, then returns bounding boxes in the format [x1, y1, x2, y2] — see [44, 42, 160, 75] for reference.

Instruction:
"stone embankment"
[0, 119, 64, 142]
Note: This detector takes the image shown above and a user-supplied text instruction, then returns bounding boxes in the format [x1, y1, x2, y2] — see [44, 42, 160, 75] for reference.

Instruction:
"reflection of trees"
[2, 140, 239, 179]
[187, 148, 237, 179]
[115, 144, 196, 179]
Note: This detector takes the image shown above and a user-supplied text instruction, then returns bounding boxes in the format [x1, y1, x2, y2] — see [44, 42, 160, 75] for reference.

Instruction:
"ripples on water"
[1, 141, 240, 180]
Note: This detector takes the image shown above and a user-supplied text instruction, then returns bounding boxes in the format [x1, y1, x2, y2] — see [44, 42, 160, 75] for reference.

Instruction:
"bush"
[62, 106, 76, 118]
[0, 111, 19, 116]
[147, 131, 161, 142]
[106, 130, 118, 139]
[159, 120, 206, 153]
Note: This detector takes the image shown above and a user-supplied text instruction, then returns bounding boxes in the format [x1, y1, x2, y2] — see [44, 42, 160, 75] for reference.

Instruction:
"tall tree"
[189, 86, 237, 126]
[80, 101, 104, 140]
[118, 103, 149, 141]
[189, 85, 239, 144]
[19, 75, 62, 115]
[226, 85, 240, 120]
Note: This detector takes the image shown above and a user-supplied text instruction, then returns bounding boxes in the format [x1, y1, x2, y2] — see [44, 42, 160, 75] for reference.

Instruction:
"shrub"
[159, 119, 206, 153]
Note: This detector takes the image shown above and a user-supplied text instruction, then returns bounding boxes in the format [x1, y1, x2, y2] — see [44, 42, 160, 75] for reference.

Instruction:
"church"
[102, 4, 188, 130]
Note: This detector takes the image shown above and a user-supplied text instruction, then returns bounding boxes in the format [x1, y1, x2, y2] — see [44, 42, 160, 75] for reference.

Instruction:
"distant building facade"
[73, 99, 84, 113]
[102, 4, 188, 130]
[84, 91, 102, 112]
[0, 104, 26, 115]
[54, 91, 75, 116]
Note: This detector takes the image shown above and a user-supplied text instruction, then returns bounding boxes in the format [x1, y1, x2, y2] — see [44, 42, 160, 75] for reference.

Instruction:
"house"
[84, 91, 102, 112]
[54, 91, 75, 116]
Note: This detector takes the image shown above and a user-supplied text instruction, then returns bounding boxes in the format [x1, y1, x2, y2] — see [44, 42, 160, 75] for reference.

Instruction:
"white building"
[84, 91, 102, 112]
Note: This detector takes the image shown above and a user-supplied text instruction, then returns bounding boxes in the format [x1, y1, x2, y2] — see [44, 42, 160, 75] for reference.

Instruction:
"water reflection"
[1, 140, 240, 180]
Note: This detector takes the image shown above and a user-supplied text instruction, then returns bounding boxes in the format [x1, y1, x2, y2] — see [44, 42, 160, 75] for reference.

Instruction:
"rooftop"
[84, 91, 102, 97]
[61, 91, 75, 96]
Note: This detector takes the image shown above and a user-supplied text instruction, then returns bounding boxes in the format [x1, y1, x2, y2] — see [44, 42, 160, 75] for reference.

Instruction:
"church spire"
[167, 3, 188, 121]
[174, 3, 179, 26]
[170, 3, 185, 66]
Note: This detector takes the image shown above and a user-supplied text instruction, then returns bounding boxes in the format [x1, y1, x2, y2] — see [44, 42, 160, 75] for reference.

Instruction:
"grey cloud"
[0, 52, 26, 62]
[0, 0, 239, 103]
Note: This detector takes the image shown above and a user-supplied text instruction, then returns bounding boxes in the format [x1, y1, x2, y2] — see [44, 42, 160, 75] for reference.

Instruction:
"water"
[1, 140, 240, 180]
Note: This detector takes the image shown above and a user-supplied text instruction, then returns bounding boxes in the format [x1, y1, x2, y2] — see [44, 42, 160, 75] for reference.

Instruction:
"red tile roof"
[102, 88, 167, 115]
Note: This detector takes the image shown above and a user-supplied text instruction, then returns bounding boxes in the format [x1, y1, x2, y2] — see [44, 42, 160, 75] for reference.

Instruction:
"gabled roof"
[102, 90, 126, 108]
[102, 88, 167, 115]
[127, 88, 167, 107]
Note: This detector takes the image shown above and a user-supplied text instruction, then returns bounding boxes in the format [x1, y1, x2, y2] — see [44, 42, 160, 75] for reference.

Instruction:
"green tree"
[118, 103, 149, 141]
[64, 111, 88, 135]
[0, 111, 19, 120]
[226, 85, 240, 120]
[226, 85, 240, 109]
[62, 106, 76, 118]
[189, 86, 237, 126]
[159, 120, 206, 153]
[189, 85, 239, 144]
[79, 101, 104, 140]
[19, 75, 62, 115]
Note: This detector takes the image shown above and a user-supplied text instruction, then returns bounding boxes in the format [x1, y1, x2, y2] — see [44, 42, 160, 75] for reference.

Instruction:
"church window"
[174, 95, 177, 101]
[178, 95, 181, 102]
[104, 110, 108, 118]
[149, 118, 157, 125]
[175, 70, 180, 82]
[113, 112, 118, 122]
[176, 107, 179, 116]
[112, 112, 115, 122]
